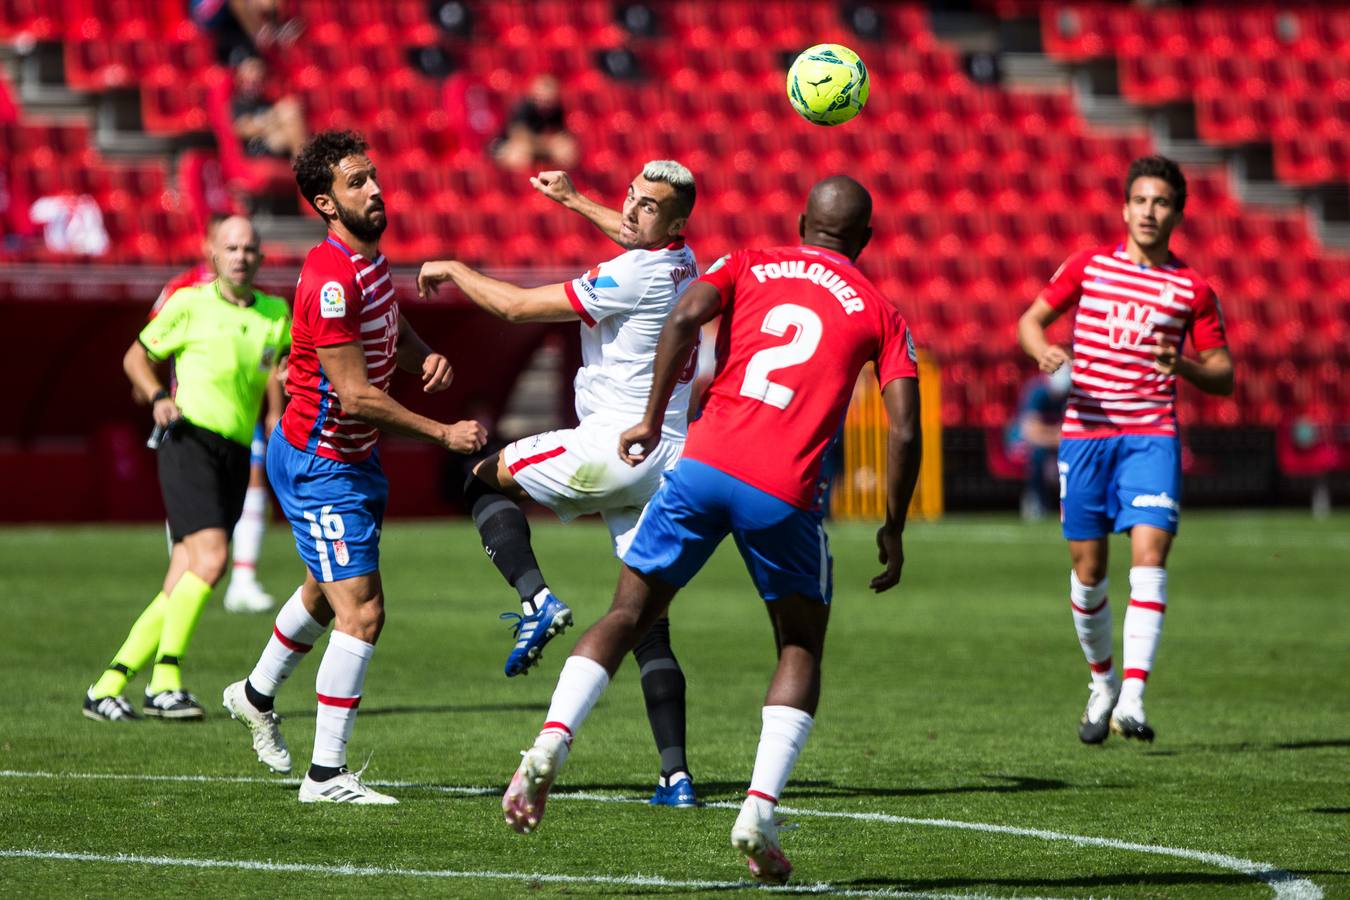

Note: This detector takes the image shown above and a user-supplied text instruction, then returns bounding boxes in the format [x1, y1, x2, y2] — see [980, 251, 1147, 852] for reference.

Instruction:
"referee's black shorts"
[157, 417, 251, 543]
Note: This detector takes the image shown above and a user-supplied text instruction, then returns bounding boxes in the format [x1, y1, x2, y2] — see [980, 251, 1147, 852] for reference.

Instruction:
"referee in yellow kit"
[84, 215, 291, 721]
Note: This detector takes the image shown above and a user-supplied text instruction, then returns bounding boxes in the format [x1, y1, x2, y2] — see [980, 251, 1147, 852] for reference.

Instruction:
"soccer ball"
[786, 43, 870, 126]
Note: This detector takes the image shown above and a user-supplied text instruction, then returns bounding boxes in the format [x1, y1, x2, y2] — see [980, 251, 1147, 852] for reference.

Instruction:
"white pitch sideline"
[0, 848, 1052, 900]
[0, 769, 1321, 900]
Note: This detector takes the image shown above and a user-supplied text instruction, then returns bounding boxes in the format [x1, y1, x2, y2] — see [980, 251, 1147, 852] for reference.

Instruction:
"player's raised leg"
[465, 449, 572, 676]
[504, 566, 678, 832]
[223, 574, 332, 773]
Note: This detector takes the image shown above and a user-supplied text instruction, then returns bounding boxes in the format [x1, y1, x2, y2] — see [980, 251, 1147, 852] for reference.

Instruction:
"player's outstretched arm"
[395, 314, 454, 393]
[418, 260, 578, 324]
[872, 376, 922, 593]
[1018, 296, 1070, 374]
[1151, 339, 1234, 396]
[530, 170, 625, 246]
[619, 281, 723, 467]
[317, 341, 487, 453]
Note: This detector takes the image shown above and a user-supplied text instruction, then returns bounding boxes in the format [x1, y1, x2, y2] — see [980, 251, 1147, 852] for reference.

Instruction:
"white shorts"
[503, 417, 683, 556]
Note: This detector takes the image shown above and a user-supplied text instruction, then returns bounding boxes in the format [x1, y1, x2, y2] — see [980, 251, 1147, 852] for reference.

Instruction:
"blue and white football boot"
[502, 592, 573, 677]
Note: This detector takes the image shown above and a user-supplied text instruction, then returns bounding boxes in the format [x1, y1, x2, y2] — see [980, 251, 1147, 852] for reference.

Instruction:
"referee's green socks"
[148, 571, 214, 694]
[91, 590, 171, 698]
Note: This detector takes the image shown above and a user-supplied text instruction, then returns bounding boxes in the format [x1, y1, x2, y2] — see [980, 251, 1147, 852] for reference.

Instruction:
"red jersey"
[1043, 244, 1227, 439]
[149, 262, 213, 319]
[281, 233, 399, 463]
[684, 245, 919, 510]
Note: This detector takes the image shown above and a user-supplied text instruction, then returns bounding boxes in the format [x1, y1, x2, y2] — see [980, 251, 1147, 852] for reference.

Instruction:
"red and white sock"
[1070, 571, 1114, 686]
[248, 587, 326, 696]
[230, 486, 267, 583]
[1121, 566, 1167, 705]
[747, 705, 814, 808]
[539, 655, 610, 744]
[312, 630, 374, 769]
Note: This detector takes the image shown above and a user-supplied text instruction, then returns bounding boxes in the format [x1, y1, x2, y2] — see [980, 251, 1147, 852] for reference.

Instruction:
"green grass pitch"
[1, 512, 1346, 898]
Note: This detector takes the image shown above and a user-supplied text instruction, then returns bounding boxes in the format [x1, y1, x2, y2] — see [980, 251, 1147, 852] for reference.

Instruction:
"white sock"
[1121, 566, 1167, 705]
[1070, 571, 1114, 686]
[747, 705, 814, 805]
[248, 587, 327, 696]
[540, 655, 610, 743]
[312, 630, 375, 769]
[230, 486, 268, 582]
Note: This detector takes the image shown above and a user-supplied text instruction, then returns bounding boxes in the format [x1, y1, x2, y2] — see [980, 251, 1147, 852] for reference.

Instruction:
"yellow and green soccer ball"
[786, 43, 869, 126]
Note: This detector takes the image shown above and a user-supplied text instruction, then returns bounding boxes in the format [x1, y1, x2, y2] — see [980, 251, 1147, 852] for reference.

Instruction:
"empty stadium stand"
[2, 1, 1346, 516]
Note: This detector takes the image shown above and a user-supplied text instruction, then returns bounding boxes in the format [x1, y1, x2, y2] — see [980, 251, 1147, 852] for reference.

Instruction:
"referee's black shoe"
[144, 689, 205, 720]
[83, 690, 141, 722]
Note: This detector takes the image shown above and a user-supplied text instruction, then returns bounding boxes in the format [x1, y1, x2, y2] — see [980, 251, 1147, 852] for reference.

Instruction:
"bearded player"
[221, 131, 486, 803]
[1017, 155, 1233, 744]
[418, 162, 704, 807]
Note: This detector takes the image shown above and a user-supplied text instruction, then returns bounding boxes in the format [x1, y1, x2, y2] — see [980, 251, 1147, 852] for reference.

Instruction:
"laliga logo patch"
[320, 281, 346, 319]
[332, 539, 350, 566]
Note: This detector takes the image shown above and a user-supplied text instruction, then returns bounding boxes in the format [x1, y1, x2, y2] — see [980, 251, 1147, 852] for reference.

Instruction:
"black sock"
[307, 763, 343, 782]
[244, 679, 274, 713]
[465, 475, 547, 607]
[633, 617, 689, 780]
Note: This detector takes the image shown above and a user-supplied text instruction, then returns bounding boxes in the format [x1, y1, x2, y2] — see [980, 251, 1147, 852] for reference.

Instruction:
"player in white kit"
[418, 161, 705, 806]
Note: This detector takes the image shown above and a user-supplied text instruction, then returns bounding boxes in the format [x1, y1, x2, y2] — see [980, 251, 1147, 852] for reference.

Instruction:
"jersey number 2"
[739, 304, 822, 410]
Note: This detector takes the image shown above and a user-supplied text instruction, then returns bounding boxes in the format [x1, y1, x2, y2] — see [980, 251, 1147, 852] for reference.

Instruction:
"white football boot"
[298, 767, 398, 805]
[503, 731, 569, 833]
[224, 576, 275, 614]
[1078, 676, 1120, 745]
[1110, 695, 1155, 742]
[222, 680, 292, 773]
[731, 796, 793, 885]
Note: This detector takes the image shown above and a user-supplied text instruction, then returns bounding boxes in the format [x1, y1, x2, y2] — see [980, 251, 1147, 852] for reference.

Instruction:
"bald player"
[500, 176, 924, 886]
[85, 216, 291, 722]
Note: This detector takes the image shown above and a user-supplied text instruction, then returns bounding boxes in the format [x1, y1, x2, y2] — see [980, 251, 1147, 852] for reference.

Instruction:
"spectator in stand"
[1006, 365, 1071, 521]
[232, 55, 307, 161]
[192, 0, 302, 67]
[492, 75, 579, 172]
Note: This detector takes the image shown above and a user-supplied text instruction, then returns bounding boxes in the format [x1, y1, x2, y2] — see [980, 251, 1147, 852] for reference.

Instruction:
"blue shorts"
[250, 421, 266, 467]
[266, 427, 387, 582]
[1058, 435, 1181, 541]
[623, 459, 832, 603]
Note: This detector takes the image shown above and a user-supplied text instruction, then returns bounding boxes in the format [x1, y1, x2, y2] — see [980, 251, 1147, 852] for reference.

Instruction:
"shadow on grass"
[563, 773, 1074, 802]
[1143, 737, 1350, 757]
[353, 702, 549, 718]
[1310, 807, 1350, 814]
[845, 871, 1268, 892]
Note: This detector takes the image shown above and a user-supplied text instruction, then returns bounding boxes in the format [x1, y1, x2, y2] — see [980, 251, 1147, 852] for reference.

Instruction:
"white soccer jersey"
[562, 238, 699, 437]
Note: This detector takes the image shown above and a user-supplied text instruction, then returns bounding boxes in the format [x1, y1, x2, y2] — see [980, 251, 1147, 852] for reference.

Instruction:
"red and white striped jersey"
[280, 233, 399, 463]
[1043, 244, 1227, 439]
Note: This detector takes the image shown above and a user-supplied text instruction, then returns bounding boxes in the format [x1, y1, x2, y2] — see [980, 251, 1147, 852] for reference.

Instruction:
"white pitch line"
[0, 770, 1321, 900]
[0, 849, 1057, 900]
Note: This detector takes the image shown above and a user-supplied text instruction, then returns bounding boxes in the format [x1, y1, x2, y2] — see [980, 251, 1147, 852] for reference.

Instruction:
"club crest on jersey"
[320, 281, 346, 319]
[332, 539, 350, 566]
[1106, 301, 1155, 350]
[584, 266, 618, 289]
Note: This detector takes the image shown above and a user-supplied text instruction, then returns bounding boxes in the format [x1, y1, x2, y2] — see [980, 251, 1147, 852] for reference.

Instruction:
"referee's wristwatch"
[151, 389, 171, 404]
